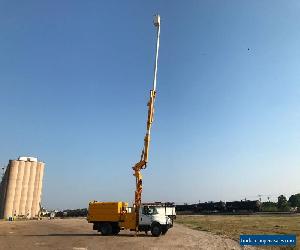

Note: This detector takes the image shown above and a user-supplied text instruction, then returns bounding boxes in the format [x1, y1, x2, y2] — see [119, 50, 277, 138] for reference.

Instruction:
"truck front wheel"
[151, 223, 162, 237]
[100, 223, 112, 236]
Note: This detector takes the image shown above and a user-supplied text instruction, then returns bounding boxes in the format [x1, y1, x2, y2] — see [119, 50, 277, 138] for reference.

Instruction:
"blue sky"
[0, 0, 299, 209]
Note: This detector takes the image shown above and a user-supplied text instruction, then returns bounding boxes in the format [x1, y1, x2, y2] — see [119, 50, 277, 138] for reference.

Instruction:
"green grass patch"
[176, 214, 300, 249]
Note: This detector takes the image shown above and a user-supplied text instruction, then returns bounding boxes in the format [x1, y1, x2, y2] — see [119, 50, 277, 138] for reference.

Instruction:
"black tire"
[112, 226, 120, 235]
[93, 223, 100, 231]
[151, 223, 162, 237]
[161, 228, 168, 235]
[100, 223, 112, 236]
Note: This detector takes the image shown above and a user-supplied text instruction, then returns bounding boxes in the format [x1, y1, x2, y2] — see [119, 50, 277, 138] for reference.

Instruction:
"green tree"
[277, 195, 288, 209]
[261, 202, 278, 212]
[288, 193, 300, 207]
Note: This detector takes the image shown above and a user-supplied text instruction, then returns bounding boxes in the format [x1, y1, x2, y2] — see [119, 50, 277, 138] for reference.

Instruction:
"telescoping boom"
[132, 14, 161, 229]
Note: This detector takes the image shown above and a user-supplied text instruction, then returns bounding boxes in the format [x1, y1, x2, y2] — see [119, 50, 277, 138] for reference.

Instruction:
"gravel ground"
[0, 218, 256, 250]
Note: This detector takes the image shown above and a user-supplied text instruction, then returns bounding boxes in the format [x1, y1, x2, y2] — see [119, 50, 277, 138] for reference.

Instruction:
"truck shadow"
[24, 233, 152, 237]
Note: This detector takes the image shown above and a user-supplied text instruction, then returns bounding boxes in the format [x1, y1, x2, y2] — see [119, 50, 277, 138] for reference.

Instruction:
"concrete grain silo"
[31, 162, 41, 217]
[3, 160, 19, 218]
[0, 157, 45, 219]
[34, 162, 44, 216]
[12, 161, 25, 216]
[25, 161, 37, 217]
[19, 161, 31, 216]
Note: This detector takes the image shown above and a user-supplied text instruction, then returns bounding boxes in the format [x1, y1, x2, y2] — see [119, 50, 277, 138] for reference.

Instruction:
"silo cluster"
[0, 157, 45, 219]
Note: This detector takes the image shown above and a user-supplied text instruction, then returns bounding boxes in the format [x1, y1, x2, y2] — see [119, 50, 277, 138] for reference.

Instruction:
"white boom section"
[152, 14, 161, 92]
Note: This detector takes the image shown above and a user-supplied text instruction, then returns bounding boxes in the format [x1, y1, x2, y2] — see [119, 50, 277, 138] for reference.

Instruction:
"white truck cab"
[138, 203, 175, 236]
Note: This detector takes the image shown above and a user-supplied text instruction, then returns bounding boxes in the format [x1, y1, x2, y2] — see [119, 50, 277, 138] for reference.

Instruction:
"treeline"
[55, 208, 88, 217]
[261, 193, 300, 212]
[47, 193, 300, 217]
[176, 193, 300, 214]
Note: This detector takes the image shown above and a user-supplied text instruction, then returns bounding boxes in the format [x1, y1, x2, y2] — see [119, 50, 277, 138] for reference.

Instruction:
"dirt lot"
[0, 218, 255, 250]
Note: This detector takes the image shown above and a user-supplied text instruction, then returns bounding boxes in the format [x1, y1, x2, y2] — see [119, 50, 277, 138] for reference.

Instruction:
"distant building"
[0, 157, 45, 219]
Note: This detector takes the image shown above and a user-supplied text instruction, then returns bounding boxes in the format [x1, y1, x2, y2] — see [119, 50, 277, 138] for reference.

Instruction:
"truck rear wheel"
[99, 223, 112, 236]
[112, 226, 120, 235]
[93, 223, 99, 231]
[151, 223, 162, 237]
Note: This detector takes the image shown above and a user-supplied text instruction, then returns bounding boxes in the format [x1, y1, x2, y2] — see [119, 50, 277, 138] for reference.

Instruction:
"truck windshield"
[143, 206, 158, 215]
[148, 207, 158, 215]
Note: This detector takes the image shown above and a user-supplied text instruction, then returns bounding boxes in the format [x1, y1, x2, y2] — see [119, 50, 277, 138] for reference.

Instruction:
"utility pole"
[258, 194, 262, 202]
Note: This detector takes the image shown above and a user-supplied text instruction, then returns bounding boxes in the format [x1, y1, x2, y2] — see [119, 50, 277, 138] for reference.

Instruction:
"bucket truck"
[87, 15, 175, 237]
